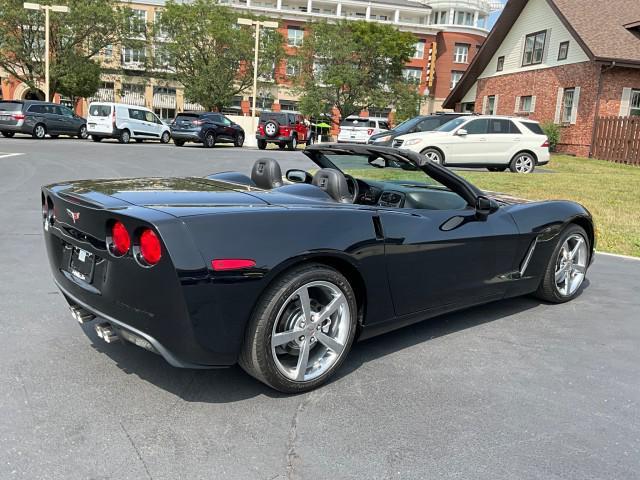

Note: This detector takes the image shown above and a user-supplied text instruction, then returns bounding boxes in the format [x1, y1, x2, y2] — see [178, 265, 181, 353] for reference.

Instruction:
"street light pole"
[237, 18, 278, 145]
[23, 2, 69, 102]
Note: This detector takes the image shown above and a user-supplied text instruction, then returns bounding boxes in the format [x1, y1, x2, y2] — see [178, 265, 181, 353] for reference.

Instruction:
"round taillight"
[110, 221, 130, 256]
[139, 229, 161, 265]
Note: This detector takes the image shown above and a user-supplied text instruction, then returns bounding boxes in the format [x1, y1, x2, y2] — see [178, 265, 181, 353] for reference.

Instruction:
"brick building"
[443, 0, 640, 157]
[0, 0, 499, 123]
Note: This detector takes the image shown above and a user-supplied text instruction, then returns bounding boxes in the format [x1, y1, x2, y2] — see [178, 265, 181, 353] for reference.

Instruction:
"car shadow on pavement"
[83, 285, 587, 403]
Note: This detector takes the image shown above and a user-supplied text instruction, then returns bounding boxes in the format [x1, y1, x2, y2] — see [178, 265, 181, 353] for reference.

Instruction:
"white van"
[337, 117, 390, 144]
[87, 102, 171, 144]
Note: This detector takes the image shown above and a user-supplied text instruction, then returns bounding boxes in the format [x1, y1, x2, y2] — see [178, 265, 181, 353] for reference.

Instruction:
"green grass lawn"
[346, 155, 640, 257]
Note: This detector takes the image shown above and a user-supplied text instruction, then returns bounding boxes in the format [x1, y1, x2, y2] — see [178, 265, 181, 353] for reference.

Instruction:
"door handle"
[513, 138, 521, 142]
[478, 137, 487, 141]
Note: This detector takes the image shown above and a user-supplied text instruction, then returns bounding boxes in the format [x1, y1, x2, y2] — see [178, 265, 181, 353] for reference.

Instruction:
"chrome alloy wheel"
[271, 281, 350, 382]
[554, 233, 588, 296]
[514, 154, 534, 173]
[423, 150, 441, 164]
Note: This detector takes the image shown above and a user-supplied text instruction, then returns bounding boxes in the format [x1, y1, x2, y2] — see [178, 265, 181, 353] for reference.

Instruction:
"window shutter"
[482, 96, 488, 114]
[542, 28, 552, 63]
[494, 94, 499, 114]
[620, 87, 632, 116]
[514, 96, 521, 113]
[570, 86, 581, 124]
[554, 87, 564, 123]
[530, 95, 536, 113]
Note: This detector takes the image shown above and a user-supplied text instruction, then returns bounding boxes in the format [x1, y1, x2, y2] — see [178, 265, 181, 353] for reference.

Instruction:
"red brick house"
[443, 0, 640, 157]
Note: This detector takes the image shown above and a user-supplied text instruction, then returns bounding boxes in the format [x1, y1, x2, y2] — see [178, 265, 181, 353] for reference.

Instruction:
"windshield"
[435, 117, 467, 132]
[393, 117, 422, 133]
[317, 153, 447, 187]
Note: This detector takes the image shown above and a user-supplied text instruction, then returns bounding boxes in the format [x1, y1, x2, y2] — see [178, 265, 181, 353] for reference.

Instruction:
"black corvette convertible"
[42, 144, 594, 392]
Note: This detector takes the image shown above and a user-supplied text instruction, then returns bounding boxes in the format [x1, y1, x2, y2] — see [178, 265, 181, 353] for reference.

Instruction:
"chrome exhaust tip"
[95, 322, 119, 343]
[70, 306, 96, 324]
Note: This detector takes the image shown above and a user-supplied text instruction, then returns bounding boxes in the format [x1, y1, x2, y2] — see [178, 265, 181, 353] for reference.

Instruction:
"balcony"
[184, 101, 205, 111]
[121, 90, 146, 106]
[90, 87, 115, 103]
[153, 93, 177, 109]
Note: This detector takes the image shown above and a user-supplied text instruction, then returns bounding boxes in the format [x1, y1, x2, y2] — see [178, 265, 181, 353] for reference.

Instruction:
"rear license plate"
[88, 123, 96, 128]
[69, 247, 95, 283]
[0, 114, 9, 120]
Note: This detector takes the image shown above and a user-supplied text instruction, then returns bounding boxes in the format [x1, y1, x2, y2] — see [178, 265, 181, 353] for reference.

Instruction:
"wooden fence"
[592, 116, 640, 165]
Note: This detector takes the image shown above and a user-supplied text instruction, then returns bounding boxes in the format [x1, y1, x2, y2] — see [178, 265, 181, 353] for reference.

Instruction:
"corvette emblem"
[66, 208, 80, 224]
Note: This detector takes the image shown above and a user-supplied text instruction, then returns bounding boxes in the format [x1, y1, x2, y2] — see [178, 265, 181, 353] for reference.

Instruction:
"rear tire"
[421, 147, 443, 165]
[510, 152, 535, 173]
[487, 166, 507, 172]
[118, 129, 131, 144]
[1, 131, 15, 138]
[203, 131, 216, 148]
[91, 135, 102, 142]
[288, 136, 298, 151]
[535, 224, 590, 303]
[174, 139, 185, 147]
[239, 263, 358, 393]
[160, 131, 171, 144]
[78, 125, 88, 139]
[33, 124, 47, 139]
[135, 139, 144, 143]
[257, 139, 267, 150]
[50, 134, 59, 139]
[278, 142, 286, 150]
[234, 132, 244, 147]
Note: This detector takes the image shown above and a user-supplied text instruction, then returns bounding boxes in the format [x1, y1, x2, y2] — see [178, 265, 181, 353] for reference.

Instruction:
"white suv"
[393, 116, 550, 173]
[337, 117, 390, 144]
[87, 102, 171, 144]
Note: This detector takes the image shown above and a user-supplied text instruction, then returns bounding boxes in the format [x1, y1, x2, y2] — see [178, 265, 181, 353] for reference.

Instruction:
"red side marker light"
[139, 229, 162, 265]
[111, 221, 130, 256]
[211, 259, 256, 271]
[541, 139, 550, 148]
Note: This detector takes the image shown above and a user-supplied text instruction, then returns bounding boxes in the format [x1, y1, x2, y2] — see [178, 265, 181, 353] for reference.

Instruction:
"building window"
[128, 9, 147, 35]
[558, 41, 569, 61]
[450, 71, 463, 90]
[414, 40, 425, 59]
[103, 44, 113, 58]
[287, 27, 304, 47]
[496, 56, 504, 72]
[522, 30, 546, 66]
[454, 44, 469, 63]
[455, 11, 473, 26]
[279, 100, 299, 112]
[486, 95, 496, 114]
[286, 59, 299, 77]
[631, 90, 640, 116]
[402, 68, 422, 84]
[519, 95, 533, 113]
[561, 88, 575, 123]
[123, 47, 145, 65]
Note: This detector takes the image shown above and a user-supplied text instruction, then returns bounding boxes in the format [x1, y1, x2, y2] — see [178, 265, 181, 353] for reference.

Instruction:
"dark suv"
[256, 112, 313, 150]
[367, 112, 471, 146]
[170, 112, 245, 148]
[0, 100, 88, 139]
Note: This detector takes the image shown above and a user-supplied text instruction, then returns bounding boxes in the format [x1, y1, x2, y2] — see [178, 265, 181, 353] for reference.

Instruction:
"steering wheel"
[344, 174, 360, 203]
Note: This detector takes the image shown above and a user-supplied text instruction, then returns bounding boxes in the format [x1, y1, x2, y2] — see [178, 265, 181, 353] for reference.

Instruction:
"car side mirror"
[456, 129, 468, 136]
[475, 195, 498, 220]
[286, 169, 312, 183]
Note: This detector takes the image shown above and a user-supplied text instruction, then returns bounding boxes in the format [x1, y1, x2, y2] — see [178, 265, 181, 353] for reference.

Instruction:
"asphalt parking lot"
[1, 137, 639, 480]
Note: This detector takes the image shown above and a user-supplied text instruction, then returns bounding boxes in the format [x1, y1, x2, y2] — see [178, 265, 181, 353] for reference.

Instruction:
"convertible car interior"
[208, 155, 469, 211]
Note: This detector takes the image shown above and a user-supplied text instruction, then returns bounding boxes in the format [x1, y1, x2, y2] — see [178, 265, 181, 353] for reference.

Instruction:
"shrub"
[541, 122, 561, 152]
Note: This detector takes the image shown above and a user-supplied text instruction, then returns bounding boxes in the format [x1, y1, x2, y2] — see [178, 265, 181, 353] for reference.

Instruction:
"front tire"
[510, 152, 535, 173]
[535, 224, 590, 303]
[239, 264, 358, 393]
[421, 147, 443, 165]
[1, 131, 15, 138]
[487, 166, 507, 172]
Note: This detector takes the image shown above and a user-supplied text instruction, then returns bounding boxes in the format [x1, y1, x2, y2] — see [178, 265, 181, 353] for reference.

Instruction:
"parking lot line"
[0, 153, 25, 159]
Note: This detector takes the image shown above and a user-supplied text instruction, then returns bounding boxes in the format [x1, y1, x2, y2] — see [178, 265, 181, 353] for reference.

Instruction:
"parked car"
[87, 102, 171, 144]
[337, 117, 390, 144]
[256, 112, 313, 150]
[171, 112, 244, 148]
[368, 112, 472, 146]
[393, 116, 550, 173]
[0, 100, 87, 140]
[41, 144, 593, 393]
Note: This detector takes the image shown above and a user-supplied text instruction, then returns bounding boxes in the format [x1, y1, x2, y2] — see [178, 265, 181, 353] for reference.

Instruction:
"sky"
[488, 0, 507, 29]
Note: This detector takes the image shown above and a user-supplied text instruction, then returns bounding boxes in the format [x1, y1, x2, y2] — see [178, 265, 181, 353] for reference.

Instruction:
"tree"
[158, 0, 284, 111]
[0, 0, 131, 98]
[392, 81, 421, 123]
[294, 20, 416, 124]
[52, 56, 102, 106]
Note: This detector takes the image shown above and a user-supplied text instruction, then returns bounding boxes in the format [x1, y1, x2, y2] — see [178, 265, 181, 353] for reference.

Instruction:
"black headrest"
[251, 158, 283, 189]
[312, 168, 351, 203]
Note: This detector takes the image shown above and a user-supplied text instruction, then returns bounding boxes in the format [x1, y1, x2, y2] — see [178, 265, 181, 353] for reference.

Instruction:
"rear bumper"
[0, 123, 28, 133]
[170, 130, 203, 142]
[256, 134, 292, 142]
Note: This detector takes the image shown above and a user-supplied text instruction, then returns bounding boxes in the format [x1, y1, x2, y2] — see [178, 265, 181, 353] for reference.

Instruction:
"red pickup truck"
[256, 112, 314, 150]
